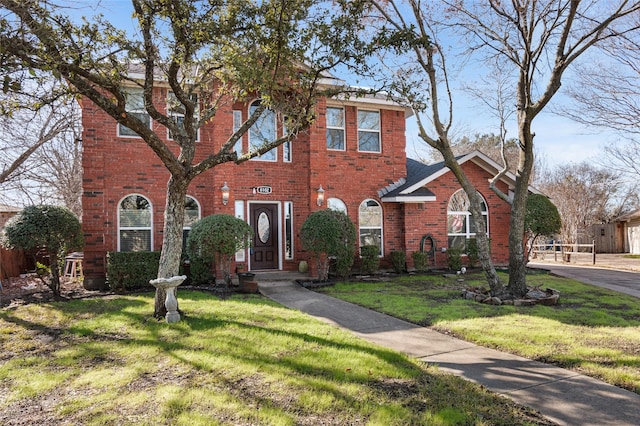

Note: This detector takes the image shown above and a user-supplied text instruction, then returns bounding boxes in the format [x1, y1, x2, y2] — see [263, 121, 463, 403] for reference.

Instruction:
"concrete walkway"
[257, 272, 640, 426]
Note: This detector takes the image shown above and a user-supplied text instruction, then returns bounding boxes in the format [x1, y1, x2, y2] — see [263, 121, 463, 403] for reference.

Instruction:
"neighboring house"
[0, 204, 21, 229]
[616, 209, 640, 254]
[79, 76, 521, 289]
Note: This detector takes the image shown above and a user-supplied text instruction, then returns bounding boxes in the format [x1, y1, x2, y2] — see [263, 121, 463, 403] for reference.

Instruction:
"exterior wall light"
[316, 185, 325, 206]
[221, 182, 230, 206]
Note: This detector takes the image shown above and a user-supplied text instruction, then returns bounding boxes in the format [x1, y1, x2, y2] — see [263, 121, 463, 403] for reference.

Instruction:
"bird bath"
[149, 275, 187, 323]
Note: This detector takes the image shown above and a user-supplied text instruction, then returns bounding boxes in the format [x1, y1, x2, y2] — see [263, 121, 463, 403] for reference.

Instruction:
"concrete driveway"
[527, 260, 640, 298]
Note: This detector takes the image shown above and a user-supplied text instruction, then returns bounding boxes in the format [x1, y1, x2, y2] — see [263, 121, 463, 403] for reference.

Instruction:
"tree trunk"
[440, 152, 503, 294]
[506, 112, 535, 297]
[50, 250, 61, 298]
[154, 175, 189, 318]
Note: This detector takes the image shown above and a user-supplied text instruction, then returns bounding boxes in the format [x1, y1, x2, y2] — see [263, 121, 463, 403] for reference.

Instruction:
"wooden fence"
[530, 241, 596, 265]
[0, 248, 28, 279]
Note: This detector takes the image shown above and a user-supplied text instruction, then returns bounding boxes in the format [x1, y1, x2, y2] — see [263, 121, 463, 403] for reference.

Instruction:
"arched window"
[249, 99, 276, 161]
[183, 196, 201, 251]
[359, 199, 383, 256]
[447, 189, 488, 250]
[328, 197, 347, 214]
[118, 194, 152, 251]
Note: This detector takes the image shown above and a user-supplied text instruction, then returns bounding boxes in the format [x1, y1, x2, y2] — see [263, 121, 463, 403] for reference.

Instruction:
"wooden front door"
[250, 204, 279, 270]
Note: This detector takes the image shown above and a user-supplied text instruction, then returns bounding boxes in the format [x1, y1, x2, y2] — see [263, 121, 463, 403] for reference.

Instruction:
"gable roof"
[379, 150, 541, 203]
[616, 208, 640, 222]
[0, 204, 21, 213]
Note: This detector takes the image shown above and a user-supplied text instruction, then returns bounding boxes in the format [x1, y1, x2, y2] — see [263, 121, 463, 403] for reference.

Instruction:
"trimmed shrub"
[360, 245, 380, 275]
[186, 214, 252, 287]
[447, 248, 462, 271]
[182, 254, 214, 286]
[411, 251, 429, 272]
[1, 205, 83, 297]
[465, 238, 478, 268]
[301, 209, 356, 281]
[107, 251, 161, 291]
[390, 250, 406, 274]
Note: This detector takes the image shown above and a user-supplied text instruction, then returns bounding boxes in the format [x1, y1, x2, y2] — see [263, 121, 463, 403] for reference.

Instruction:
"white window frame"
[447, 189, 489, 251]
[285, 201, 294, 260]
[118, 88, 151, 138]
[327, 197, 347, 214]
[357, 109, 381, 153]
[233, 110, 243, 156]
[235, 200, 245, 262]
[326, 106, 345, 151]
[282, 116, 292, 163]
[117, 194, 153, 252]
[358, 199, 383, 257]
[249, 99, 277, 162]
[167, 92, 200, 142]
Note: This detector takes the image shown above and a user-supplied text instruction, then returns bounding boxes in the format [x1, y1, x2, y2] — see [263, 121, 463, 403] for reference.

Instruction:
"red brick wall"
[81, 87, 511, 287]
[80, 91, 410, 286]
[401, 161, 511, 268]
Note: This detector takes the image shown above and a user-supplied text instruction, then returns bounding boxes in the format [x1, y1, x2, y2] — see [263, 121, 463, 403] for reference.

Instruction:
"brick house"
[80, 79, 519, 289]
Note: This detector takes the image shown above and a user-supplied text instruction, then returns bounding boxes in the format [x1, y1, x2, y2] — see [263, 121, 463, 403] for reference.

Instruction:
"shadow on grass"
[0, 291, 555, 425]
[321, 271, 640, 328]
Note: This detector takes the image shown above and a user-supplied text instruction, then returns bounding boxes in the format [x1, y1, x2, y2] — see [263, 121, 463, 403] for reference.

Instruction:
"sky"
[74, 0, 619, 169]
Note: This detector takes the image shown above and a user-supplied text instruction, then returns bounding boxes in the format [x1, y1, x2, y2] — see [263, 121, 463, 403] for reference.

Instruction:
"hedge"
[107, 251, 160, 291]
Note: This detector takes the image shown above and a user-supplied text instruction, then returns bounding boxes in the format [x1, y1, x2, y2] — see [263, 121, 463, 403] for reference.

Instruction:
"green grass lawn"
[317, 271, 640, 394]
[0, 291, 553, 425]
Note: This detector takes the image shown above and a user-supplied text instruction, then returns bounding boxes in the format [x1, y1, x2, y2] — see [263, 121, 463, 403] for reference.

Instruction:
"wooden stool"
[64, 252, 84, 280]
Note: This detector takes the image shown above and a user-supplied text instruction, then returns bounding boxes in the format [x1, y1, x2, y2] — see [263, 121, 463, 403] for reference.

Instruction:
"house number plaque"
[255, 186, 272, 194]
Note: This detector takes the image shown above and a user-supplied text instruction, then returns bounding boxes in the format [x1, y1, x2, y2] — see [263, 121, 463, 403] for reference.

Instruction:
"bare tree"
[364, 0, 503, 294]
[563, 35, 640, 185]
[0, 0, 369, 317]
[0, 92, 74, 199]
[424, 133, 520, 173]
[441, 0, 640, 296]
[0, 83, 82, 215]
[363, 0, 640, 297]
[539, 162, 638, 245]
[21, 115, 83, 217]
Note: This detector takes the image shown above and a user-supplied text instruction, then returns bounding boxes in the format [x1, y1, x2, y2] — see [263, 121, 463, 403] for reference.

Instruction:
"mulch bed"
[0, 275, 104, 308]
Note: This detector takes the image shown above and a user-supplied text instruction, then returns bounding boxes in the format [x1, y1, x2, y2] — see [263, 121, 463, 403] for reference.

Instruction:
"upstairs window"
[118, 194, 152, 251]
[249, 100, 276, 161]
[358, 110, 380, 152]
[447, 189, 488, 250]
[118, 88, 150, 137]
[326, 107, 345, 150]
[167, 92, 199, 141]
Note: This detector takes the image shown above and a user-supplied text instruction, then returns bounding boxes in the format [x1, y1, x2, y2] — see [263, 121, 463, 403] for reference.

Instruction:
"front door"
[250, 204, 279, 269]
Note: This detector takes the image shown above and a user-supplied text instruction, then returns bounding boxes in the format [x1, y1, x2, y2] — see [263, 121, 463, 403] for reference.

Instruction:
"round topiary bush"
[1, 205, 83, 297]
[186, 214, 252, 287]
[300, 209, 356, 281]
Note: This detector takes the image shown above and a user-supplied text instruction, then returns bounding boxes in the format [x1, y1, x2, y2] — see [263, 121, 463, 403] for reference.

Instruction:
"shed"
[616, 209, 640, 254]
